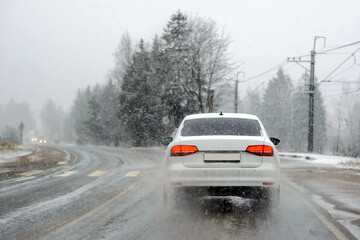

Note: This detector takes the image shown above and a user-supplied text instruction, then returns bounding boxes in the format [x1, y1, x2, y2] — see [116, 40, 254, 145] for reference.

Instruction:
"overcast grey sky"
[1, 0, 360, 120]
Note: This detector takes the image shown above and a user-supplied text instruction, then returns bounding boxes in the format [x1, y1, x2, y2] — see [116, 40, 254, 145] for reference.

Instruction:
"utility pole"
[234, 71, 245, 113]
[19, 122, 24, 144]
[308, 50, 315, 152]
[234, 79, 238, 113]
[287, 36, 326, 152]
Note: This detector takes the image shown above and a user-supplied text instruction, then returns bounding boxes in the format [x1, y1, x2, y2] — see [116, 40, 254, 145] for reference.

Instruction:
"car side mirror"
[160, 137, 173, 146]
[270, 137, 280, 146]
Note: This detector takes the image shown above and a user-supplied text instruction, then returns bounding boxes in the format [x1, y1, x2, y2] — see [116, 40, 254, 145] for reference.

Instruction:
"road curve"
[0, 145, 355, 240]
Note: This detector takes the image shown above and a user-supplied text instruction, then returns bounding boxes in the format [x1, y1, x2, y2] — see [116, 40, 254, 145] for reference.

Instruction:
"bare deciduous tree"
[189, 16, 235, 112]
[112, 31, 134, 86]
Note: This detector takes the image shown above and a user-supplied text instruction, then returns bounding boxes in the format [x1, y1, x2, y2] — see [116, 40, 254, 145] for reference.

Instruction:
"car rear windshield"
[181, 118, 262, 136]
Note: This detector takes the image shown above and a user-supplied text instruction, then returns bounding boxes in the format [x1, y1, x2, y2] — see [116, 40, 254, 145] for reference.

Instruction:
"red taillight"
[171, 145, 198, 156]
[85, 137, 88, 140]
[263, 182, 274, 186]
[246, 145, 273, 156]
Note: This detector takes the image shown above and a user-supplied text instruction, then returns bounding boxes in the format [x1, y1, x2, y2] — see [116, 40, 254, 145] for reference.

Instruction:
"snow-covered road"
[1, 146, 359, 239]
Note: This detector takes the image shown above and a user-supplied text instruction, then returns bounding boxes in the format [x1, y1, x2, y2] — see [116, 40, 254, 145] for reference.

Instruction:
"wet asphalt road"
[0, 146, 352, 240]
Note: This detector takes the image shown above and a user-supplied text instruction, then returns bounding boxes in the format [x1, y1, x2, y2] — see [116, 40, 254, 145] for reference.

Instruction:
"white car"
[161, 113, 280, 206]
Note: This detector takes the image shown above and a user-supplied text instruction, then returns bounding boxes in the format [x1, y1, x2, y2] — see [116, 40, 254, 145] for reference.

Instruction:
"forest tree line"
[56, 11, 360, 156]
[2, 11, 359, 156]
[69, 11, 332, 152]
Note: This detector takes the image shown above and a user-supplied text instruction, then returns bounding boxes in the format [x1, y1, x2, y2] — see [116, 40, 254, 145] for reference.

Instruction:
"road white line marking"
[16, 170, 44, 176]
[88, 171, 108, 177]
[55, 171, 77, 177]
[125, 171, 140, 177]
[15, 176, 35, 182]
[57, 161, 68, 165]
[0, 170, 12, 174]
[0, 179, 16, 184]
[0, 152, 79, 184]
[41, 176, 145, 238]
[283, 183, 349, 240]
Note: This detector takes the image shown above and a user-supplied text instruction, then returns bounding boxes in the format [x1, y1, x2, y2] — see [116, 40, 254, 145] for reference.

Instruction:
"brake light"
[246, 145, 273, 156]
[171, 145, 198, 156]
[263, 182, 274, 186]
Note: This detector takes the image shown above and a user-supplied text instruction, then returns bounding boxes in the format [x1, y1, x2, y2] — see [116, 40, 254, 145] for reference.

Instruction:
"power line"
[321, 80, 360, 84]
[318, 52, 354, 55]
[322, 88, 360, 98]
[235, 63, 299, 103]
[241, 63, 298, 83]
[325, 64, 357, 80]
[319, 47, 360, 85]
[318, 40, 360, 54]
[240, 81, 266, 101]
[232, 57, 304, 84]
[243, 61, 289, 82]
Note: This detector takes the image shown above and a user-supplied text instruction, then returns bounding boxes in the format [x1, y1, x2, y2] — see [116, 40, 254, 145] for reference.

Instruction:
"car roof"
[183, 113, 259, 120]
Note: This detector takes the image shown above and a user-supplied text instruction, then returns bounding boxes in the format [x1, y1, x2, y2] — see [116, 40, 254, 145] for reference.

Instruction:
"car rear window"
[181, 118, 262, 136]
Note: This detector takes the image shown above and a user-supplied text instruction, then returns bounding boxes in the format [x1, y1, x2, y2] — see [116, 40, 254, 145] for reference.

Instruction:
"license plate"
[204, 153, 240, 162]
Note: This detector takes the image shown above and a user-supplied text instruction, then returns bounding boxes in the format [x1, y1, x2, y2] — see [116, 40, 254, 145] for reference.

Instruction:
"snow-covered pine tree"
[84, 85, 103, 145]
[40, 99, 63, 142]
[262, 68, 293, 150]
[118, 39, 161, 146]
[148, 35, 167, 140]
[98, 79, 122, 146]
[162, 10, 195, 126]
[290, 72, 327, 152]
[71, 86, 92, 139]
[291, 73, 310, 151]
[243, 87, 262, 117]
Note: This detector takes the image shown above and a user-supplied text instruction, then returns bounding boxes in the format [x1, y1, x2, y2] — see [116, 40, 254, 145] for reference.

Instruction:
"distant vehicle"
[161, 113, 281, 207]
[76, 136, 89, 145]
[38, 136, 48, 144]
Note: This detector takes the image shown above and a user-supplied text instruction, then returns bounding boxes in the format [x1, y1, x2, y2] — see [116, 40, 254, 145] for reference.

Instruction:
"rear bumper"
[165, 163, 280, 188]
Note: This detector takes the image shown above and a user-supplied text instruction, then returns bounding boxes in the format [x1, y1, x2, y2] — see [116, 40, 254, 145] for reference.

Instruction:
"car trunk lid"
[179, 136, 266, 168]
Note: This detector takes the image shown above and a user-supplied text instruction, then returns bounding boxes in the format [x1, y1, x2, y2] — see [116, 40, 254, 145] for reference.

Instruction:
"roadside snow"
[312, 195, 360, 239]
[279, 152, 360, 170]
[0, 147, 33, 163]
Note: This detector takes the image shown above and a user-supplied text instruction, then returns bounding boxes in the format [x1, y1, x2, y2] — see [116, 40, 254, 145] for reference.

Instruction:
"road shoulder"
[281, 156, 360, 239]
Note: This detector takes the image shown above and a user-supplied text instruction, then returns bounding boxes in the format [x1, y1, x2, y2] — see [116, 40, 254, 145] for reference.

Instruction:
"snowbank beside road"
[0, 147, 33, 163]
[279, 152, 360, 170]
